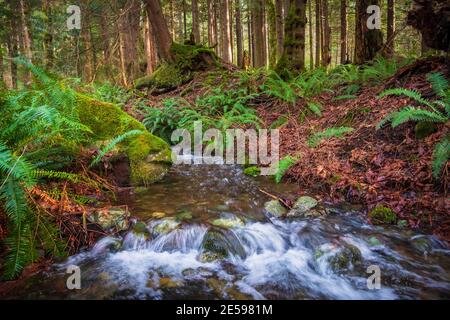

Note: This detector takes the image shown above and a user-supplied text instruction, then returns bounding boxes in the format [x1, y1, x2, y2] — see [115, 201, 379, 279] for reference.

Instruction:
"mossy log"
[76, 94, 172, 185]
[135, 43, 219, 91]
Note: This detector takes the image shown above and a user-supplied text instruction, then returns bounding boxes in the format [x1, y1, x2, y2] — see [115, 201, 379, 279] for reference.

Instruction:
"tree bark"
[251, 0, 265, 67]
[275, 0, 284, 60]
[267, 0, 277, 68]
[144, 9, 158, 74]
[386, 0, 395, 57]
[354, 0, 383, 64]
[235, 0, 244, 68]
[220, 0, 232, 62]
[407, 0, 449, 52]
[144, 0, 173, 62]
[278, 0, 307, 74]
[315, 0, 321, 67]
[81, 3, 94, 83]
[192, 0, 201, 43]
[308, 0, 313, 69]
[208, 0, 218, 50]
[321, 0, 330, 67]
[19, 0, 32, 83]
[340, 0, 348, 63]
[42, 0, 54, 69]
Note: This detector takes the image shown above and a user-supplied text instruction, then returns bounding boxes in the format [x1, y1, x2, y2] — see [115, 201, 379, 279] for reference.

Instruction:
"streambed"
[6, 157, 450, 299]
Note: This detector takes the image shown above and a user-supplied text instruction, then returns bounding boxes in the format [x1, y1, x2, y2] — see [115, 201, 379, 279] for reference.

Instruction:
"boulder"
[263, 200, 287, 218]
[76, 94, 172, 185]
[88, 206, 130, 231]
[287, 196, 322, 218]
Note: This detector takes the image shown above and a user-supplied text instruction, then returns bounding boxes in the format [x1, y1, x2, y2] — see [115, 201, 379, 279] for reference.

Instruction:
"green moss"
[414, 122, 438, 139]
[76, 94, 171, 185]
[135, 43, 218, 90]
[243, 166, 261, 177]
[368, 206, 397, 225]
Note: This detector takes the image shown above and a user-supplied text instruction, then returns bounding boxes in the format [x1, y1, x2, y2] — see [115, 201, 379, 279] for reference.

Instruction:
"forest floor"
[138, 56, 449, 242]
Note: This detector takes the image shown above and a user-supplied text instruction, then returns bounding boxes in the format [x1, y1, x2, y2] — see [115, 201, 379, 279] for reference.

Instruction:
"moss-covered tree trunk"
[276, 0, 307, 76]
[275, 0, 284, 61]
[340, 0, 348, 63]
[354, 0, 383, 64]
[235, 0, 244, 68]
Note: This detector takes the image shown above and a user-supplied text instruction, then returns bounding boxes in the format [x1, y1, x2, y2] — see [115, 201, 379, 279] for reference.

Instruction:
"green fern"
[274, 155, 300, 183]
[308, 127, 354, 148]
[89, 129, 144, 167]
[377, 73, 449, 180]
[2, 218, 37, 280]
[432, 136, 449, 179]
[306, 101, 322, 117]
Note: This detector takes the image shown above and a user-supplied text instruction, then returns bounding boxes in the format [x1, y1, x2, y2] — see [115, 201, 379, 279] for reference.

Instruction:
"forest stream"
[6, 155, 450, 300]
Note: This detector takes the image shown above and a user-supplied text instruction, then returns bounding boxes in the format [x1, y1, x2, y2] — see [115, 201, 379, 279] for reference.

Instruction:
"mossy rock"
[264, 200, 287, 218]
[368, 206, 397, 225]
[414, 122, 438, 139]
[135, 43, 219, 91]
[328, 244, 362, 273]
[76, 94, 172, 185]
[243, 166, 261, 177]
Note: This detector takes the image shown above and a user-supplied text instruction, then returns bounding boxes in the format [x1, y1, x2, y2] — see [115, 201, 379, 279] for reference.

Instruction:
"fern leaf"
[275, 155, 300, 183]
[432, 136, 449, 179]
[427, 72, 449, 98]
[89, 129, 144, 167]
[378, 88, 432, 107]
[308, 127, 354, 148]
[306, 101, 322, 117]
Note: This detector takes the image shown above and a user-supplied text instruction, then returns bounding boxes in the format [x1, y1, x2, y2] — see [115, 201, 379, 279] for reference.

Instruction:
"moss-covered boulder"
[76, 94, 171, 185]
[368, 205, 397, 225]
[135, 43, 219, 91]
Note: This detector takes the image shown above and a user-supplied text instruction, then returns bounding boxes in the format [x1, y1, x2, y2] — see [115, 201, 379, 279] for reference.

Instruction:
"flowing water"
[7, 156, 450, 299]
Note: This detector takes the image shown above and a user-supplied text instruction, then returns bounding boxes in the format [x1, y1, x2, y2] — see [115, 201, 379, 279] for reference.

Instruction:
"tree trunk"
[43, 0, 54, 69]
[321, 0, 330, 67]
[81, 3, 94, 83]
[386, 0, 395, 57]
[354, 0, 383, 64]
[144, 0, 173, 62]
[19, 0, 32, 83]
[277, 0, 307, 74]
[221, 0, 232, 62]
[235, 0, 244, 68]
[308, 0, 313, 69]
[99, 9, 111, 78]
[340, 0, 348, 63]
[251, 0, 265, 67]
[275, 0, 284, 60]
[192, 0, 201, 43]
[183, 0, 187, 38]
[144, 9, 158, 74]
[315, 0, 321, 67]
[208, 0, 218, 50]
[170, 0, 175, 41]
[267, 0, 277, 68]
[407, 0, 449, 52]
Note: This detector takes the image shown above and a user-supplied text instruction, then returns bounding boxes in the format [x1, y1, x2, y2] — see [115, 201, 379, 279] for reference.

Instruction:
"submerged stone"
[200, 228, 246, 262]
[287, 196, 321, 218]
[264, 200, 287, 218]
[210, 215, 244, 229]
[88, 206, 130, 231]
[152, 218, 180, 237]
